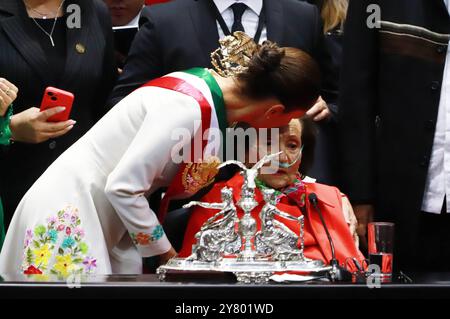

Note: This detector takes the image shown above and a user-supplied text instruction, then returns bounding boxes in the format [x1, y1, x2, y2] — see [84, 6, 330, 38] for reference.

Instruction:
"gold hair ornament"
[211, 31, 259, 77]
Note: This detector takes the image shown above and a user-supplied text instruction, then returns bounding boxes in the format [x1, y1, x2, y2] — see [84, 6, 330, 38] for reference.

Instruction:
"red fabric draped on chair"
[145, 0, 171, 6]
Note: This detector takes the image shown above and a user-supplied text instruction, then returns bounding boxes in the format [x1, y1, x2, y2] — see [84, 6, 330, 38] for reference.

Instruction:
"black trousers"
[397, 201, 450, 272]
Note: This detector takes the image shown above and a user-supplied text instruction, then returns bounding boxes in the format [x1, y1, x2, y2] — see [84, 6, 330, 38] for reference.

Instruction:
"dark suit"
[339, 0, 450, 269]
[0, 0, 117, 228]
[304, 0, 344, 79]
[108, 0, 338, 108]
[304, 0, 344, 186]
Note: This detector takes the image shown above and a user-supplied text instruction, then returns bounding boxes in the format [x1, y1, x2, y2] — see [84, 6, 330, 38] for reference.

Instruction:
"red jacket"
[179, 174, 365, 271]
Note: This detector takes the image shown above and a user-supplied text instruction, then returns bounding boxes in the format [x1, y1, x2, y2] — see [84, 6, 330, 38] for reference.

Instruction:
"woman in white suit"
[0, 39, 321, 277]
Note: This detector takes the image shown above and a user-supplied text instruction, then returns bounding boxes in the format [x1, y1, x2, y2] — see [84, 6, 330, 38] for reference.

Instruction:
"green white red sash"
[140, 68, 227, 222]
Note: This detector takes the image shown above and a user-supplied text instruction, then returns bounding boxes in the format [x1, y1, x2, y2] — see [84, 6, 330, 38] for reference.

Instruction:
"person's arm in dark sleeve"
[310, 4, 339, 122]
[107, 7, 164, 108]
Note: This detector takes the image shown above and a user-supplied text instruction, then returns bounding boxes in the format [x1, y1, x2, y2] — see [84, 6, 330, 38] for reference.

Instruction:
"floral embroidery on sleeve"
[130, 225, 165, 246]
[22, 206, 97, 278]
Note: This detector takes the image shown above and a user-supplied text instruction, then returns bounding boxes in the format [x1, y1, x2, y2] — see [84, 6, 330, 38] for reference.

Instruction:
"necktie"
[231, 3, 248, 33]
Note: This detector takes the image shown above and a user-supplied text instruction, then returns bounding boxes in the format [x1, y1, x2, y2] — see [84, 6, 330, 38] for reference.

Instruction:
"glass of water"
[368, 222, 394, 282]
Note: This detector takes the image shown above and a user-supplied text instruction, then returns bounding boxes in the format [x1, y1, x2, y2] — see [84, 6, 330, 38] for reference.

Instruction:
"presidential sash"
[140, 68, 227, 222]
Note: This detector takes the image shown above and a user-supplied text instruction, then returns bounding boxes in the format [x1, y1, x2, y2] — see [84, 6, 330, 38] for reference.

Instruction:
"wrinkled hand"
[342, 196, 359, 248]
[0, 78, 18, 116]
[158, 247, 177, 266]
[353, 204, 375, 253]
[306, 96, 330, 122]
[10, 107, 76, 144]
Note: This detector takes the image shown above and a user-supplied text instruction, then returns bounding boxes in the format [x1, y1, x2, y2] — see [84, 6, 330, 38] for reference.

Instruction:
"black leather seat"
[162, 207, 192, 251]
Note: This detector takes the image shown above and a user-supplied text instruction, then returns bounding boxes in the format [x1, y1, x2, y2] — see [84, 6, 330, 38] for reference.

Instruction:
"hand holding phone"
[40, 87, 75, 122]
[9, 107, 76, 143]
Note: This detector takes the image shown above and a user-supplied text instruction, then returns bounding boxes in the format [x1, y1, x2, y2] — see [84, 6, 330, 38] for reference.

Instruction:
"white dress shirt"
[125, 12, 141, 28]
[421, 0, 450, 214]
[212, 0, 267, 43]
[124, 6, 145, 28]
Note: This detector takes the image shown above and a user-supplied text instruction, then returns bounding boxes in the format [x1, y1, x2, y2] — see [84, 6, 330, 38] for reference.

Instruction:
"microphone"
[308, 193, 352, 282]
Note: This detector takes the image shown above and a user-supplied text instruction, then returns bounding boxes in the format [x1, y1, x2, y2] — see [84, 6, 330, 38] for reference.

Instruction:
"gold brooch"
[182, 156, 221, 194]
[211, 31, 258, 77]
[75, 43, 86, 54]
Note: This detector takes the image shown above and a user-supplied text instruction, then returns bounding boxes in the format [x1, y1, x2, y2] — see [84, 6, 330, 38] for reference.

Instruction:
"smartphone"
[40, 87, 75, 122]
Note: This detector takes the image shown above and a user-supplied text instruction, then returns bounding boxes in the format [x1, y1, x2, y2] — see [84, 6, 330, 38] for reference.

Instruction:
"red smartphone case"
[40, 87, 75, 122]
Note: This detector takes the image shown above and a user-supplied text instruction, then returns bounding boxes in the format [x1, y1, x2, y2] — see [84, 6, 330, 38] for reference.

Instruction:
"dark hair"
[237, 41, 321, 112]
[298, 116, 317, 175]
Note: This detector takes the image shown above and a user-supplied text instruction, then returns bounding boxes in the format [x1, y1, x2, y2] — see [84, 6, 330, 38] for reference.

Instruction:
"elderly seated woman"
[178, 117, 364, 270]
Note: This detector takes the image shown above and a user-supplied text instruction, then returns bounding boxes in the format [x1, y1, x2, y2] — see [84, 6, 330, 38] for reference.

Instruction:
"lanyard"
[208, 1, 266, 44]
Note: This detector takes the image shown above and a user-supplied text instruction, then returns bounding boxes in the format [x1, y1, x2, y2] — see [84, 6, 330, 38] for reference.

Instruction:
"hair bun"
[237, 42, 321, 113]
[251, 41, 285, 74]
